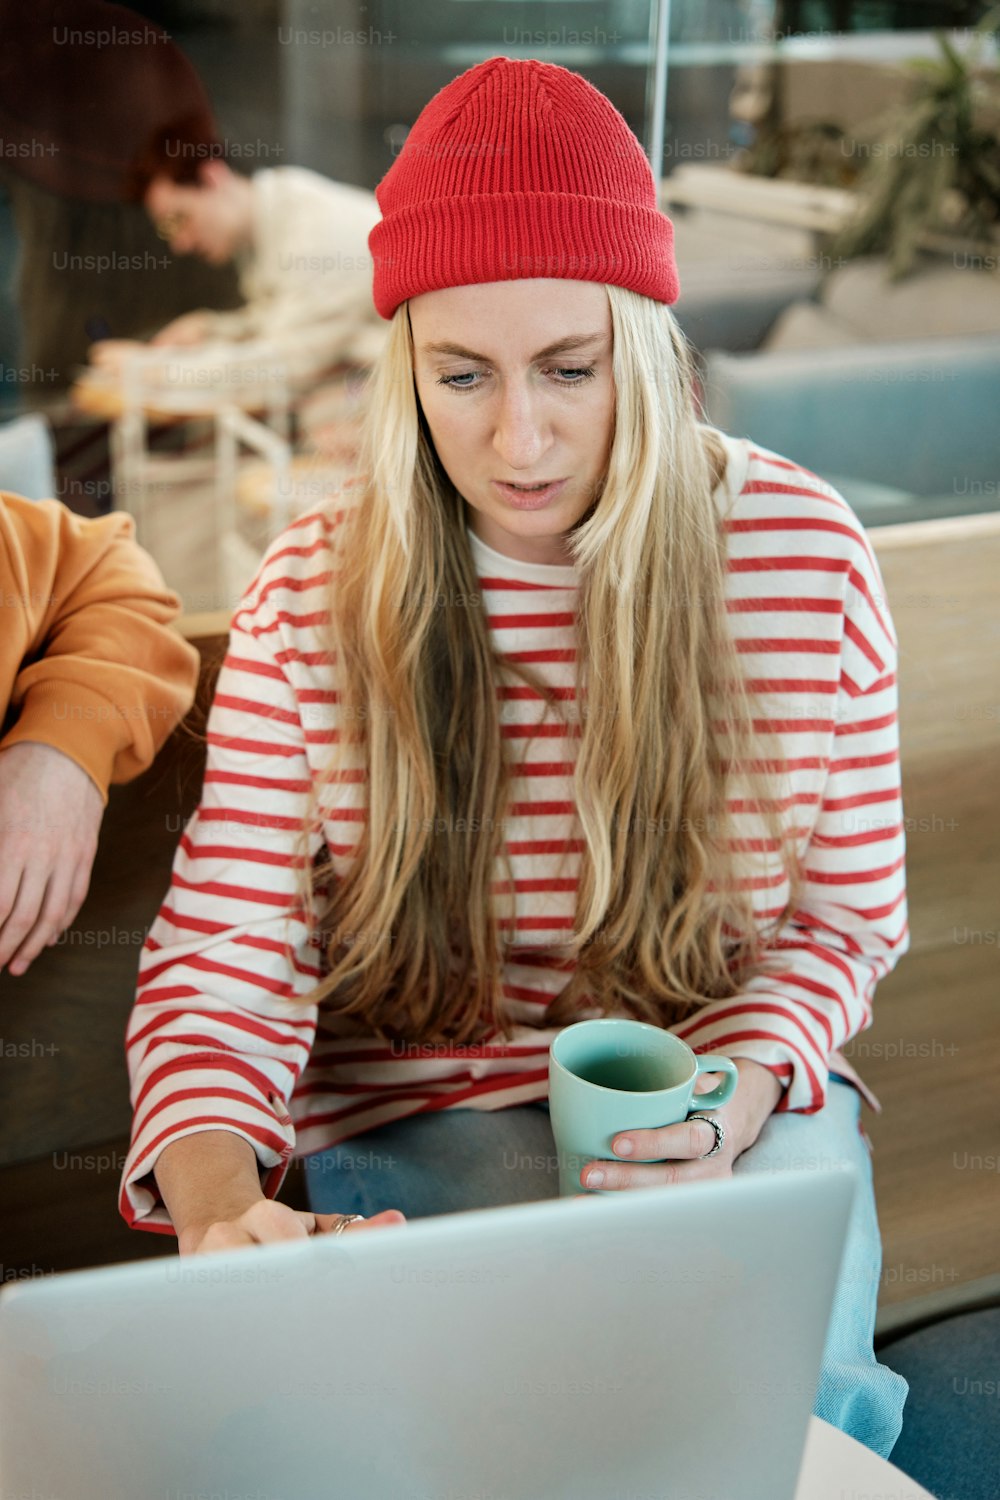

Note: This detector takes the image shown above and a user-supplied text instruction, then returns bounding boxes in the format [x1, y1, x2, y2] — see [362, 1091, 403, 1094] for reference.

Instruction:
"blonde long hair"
[297, 284, 796, 1042]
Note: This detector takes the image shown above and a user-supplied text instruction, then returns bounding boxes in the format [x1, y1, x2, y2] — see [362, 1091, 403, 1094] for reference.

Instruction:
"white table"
[797, 1418, 937, 1500]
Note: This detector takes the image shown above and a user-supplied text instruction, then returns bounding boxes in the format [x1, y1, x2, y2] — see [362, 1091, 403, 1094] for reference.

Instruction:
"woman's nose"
[492, 384, 551, 470]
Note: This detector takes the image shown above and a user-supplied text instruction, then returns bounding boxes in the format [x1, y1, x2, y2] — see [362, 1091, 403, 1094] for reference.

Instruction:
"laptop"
[0, 1167, 855, 1500]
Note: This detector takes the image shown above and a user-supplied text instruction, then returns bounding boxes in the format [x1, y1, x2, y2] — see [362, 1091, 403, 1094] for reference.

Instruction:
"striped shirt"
[121, 428, 908, 1232]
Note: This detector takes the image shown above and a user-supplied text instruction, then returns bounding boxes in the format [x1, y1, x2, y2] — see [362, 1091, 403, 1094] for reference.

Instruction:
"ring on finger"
[329, 1213, 366, 1236]
[688, 1113, 725, 1159]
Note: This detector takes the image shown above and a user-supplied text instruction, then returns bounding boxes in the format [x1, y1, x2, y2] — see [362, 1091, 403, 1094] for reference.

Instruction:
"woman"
[120, 58, 908, 1454]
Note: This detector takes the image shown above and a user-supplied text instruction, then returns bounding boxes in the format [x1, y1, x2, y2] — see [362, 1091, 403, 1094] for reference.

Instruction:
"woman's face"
[409, 279, 615, 567]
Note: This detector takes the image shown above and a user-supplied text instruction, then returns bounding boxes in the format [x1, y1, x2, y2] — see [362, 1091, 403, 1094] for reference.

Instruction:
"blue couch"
[701, 334, 1000, 530]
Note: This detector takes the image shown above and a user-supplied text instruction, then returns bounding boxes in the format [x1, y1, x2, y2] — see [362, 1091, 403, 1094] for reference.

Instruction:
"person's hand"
[576, 1059, 784, 1193]
[0, 743, 104, 977]
[151, 312, 211, 347]
[87, 338, 145, 371]
[178, 1202, 407, 1257]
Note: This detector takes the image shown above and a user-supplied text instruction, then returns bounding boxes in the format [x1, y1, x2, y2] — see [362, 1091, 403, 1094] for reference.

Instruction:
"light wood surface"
[859, 516, 1000, 1315]
[854, 943, 1000, 1315]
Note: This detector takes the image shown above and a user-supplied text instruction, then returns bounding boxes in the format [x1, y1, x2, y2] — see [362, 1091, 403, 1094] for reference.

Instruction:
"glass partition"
[0, 0, 997, 572]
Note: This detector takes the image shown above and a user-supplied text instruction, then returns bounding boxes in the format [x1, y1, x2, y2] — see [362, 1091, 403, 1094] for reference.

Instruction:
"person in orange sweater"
[0, 492, 199, 977]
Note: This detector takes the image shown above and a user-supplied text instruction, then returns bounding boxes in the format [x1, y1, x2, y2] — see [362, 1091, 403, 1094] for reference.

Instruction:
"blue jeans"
[303, 1079, 908, 1458]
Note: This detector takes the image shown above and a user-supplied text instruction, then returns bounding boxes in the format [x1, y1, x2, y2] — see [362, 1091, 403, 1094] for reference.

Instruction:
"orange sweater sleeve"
[0, 492, 199, 801]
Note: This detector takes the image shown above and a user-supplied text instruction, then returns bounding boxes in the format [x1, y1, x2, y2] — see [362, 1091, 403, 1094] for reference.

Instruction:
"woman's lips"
[491, 478, 568, 510]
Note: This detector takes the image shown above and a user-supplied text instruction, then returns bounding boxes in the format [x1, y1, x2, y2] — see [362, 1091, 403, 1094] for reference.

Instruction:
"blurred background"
[1, 0, 999, 608]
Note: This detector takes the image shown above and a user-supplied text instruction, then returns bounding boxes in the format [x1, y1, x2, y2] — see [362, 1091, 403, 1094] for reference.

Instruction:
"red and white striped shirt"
[121, 429, 908, 1232]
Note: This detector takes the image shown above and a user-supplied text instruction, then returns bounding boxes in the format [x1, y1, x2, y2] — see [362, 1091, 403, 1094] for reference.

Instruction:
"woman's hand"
[577, 1059, 783, 1192]
[178, 1202, 407, 1257]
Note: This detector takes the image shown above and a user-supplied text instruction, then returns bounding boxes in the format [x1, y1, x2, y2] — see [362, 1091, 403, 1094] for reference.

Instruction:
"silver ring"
[330, 1213, 366, 1236]
[688, 1114, 726, 1159]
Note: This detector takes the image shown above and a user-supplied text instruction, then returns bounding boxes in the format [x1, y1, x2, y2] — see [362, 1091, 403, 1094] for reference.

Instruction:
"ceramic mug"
[548, 1017, 739, 1196]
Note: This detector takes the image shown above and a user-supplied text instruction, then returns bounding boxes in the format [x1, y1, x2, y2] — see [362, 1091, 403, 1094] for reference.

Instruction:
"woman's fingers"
[349, 1209, 408, 1230]
[606, 1118, 722, 1166]
[582, 1155, 729, 1192]
[242, 1200, 314, 1242]
[191, 1201, 310, 1254]
[181, 1203, 408, 1256]
[191, 1222, 261, 1254]
[310, 1208, 407, 1235]
[577, 1114, 735, 1191]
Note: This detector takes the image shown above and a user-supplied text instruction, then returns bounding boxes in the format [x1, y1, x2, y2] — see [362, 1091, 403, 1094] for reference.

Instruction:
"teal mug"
[548, 1018, 739, 1197]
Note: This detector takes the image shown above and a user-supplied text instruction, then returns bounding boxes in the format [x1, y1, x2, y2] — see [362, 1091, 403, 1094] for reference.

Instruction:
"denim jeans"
[302, 1078, 908, 1458]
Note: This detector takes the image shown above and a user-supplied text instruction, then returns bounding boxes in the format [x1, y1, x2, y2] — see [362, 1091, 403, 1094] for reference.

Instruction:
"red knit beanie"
[369, 56, 679, 320]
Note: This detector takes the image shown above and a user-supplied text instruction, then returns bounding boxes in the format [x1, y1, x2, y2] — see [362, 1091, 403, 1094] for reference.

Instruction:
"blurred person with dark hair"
[0, 0, 241, 391]
[0, 491, 198, 976]
[112, 126, 387, 381]
[0, 0, 383, 403]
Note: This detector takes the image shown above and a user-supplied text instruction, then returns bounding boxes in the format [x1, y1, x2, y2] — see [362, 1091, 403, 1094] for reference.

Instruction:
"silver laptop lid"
[0, 1167, 855, 1500]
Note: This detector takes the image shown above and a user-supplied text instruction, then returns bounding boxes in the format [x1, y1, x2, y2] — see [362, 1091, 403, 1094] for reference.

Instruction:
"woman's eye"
[436, 365, 596, 391]
[437, 372, 480, 388]
[551, 365, 596, 383]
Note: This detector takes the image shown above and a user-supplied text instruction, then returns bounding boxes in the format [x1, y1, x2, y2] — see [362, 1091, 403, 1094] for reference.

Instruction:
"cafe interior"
[0, 2, 997, 1497]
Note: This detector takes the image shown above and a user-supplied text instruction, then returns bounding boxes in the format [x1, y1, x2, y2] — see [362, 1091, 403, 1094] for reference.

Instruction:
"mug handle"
[689, 1054, 738, 1111]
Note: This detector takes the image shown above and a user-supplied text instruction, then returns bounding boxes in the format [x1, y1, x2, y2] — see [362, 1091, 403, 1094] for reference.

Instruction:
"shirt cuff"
[119, 1085, 297, 1234]
[0, 680, 133, 804]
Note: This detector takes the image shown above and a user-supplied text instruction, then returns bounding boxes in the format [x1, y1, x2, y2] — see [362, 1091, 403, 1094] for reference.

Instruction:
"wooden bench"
[841, 513, 1000, 1335]
[2, 518, 998, 1334]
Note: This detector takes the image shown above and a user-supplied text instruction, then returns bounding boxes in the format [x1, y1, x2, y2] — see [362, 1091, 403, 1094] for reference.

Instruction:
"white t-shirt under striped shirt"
[121, 428, 908, 1232]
